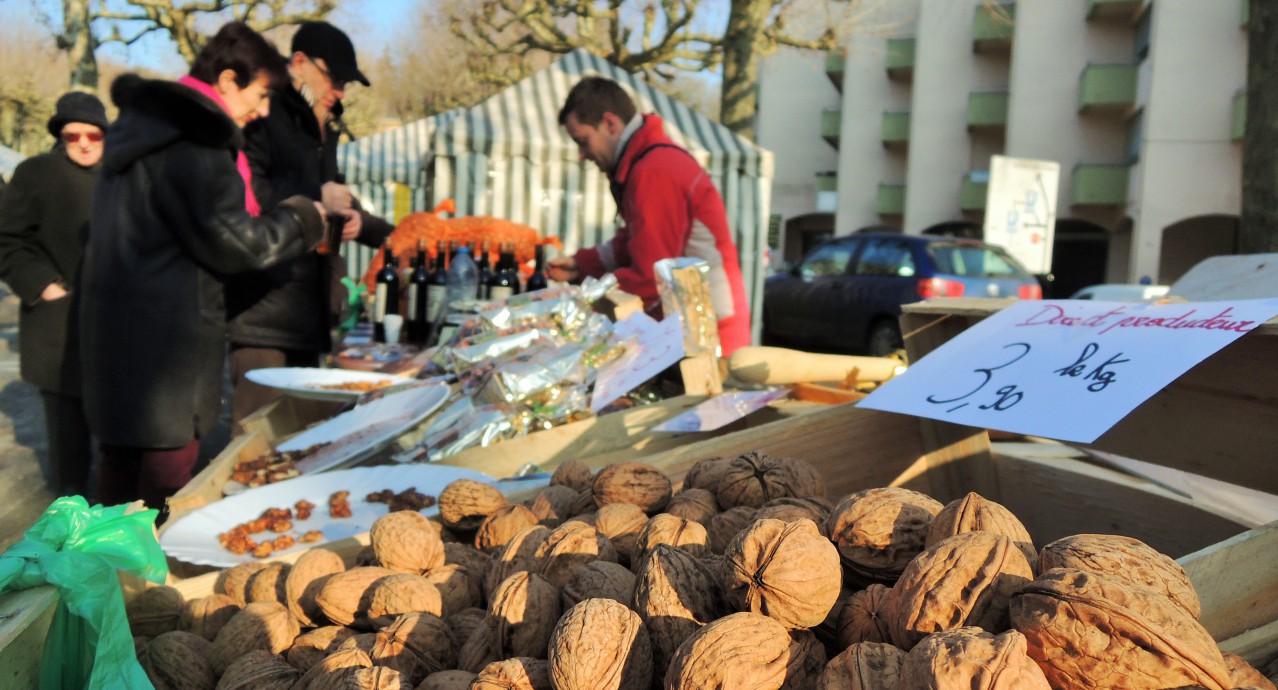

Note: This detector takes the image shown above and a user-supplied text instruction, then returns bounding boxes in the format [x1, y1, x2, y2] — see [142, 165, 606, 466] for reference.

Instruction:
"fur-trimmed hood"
[104, 74, 243, 172]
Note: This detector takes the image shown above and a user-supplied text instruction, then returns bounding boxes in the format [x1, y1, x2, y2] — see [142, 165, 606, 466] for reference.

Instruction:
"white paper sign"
[857, 299, 1278, 442]
[653, 388, 791, 433]
[591, 313, 686, 413]
[984, 155, 1059, 274]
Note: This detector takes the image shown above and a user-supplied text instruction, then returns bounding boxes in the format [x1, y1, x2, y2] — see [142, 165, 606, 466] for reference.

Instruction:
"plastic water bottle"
[445, 245, 479, 307]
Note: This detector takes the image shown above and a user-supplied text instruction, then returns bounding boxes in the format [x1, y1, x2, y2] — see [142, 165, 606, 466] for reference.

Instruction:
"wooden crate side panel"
[239, 397, 343, 445]
[165, 432, 272, 517]
[1180, 520, 1278, 650]
[988, 454, 1247, 558]
[0, 586, 56, 688]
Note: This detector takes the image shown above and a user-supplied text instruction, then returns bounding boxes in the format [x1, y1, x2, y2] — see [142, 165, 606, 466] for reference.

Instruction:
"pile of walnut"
[129, 453, 1278, 690]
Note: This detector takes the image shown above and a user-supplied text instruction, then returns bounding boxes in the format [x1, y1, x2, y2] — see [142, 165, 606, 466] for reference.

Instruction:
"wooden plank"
[1180, 520, 1278, 651]
[1168, 252, 1278, 302]
[679, 353, 723, 396]
[238, 397, 343, 445]
[0, 586, 56, 689]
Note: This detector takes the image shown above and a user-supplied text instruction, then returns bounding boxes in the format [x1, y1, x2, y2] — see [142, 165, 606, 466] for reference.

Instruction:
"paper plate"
[278, 383, 451, 475]
[244, 367, 411, 402]
[160, 464, 500, 567]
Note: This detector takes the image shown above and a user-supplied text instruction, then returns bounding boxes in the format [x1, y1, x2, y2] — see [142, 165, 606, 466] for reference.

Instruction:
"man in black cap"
[228, 21, 391, 428]
[0, 91, 108, 497]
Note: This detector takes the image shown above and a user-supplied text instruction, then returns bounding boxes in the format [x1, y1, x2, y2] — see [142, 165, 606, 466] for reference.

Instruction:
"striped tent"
[337, 48, 774, 340]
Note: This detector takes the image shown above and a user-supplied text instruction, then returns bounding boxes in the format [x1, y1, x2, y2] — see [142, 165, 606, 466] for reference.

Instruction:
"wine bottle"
[525, 244, 548, 293]
[488, 242, 519, 301]
[475, 241, 492, 300]
[407, 240, 430, 345]
[425, 241, 449, 330]
[373, 244, 399, 343]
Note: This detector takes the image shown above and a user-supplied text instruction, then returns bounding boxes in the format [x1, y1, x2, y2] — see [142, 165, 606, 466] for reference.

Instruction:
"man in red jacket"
[547, 76, 751, 355]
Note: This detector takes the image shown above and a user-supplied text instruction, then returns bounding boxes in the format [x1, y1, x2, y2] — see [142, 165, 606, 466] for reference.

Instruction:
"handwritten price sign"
[858, 299, 1278, 442]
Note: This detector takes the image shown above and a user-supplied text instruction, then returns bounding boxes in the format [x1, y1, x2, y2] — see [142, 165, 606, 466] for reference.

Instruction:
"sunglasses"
[61, 131, 104, 144]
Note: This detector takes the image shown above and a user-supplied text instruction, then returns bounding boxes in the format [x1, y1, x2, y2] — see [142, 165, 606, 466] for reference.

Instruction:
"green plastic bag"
[0, 496, 168, 689]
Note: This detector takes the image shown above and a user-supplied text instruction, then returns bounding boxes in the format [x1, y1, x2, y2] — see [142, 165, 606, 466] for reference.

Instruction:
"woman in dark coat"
[80, 22, 327, 511]
[0, 92, 108, 497]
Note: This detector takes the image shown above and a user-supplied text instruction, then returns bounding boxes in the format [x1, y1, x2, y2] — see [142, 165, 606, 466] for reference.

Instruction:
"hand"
[40, 282, 69, 302]
[321, 182, 353, 216]
[547, 256, 580, 283]
[340, 211, 362, 241]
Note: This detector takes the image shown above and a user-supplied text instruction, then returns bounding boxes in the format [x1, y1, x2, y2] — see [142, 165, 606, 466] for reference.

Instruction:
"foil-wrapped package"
[481, 341, 587, 405]
[654, 257, 721, 357]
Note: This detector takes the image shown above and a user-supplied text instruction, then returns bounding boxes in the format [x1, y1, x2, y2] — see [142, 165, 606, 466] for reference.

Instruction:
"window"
[929, 243, 1027, 278]
[799, 242, 855, 279]
[854, 238, 916, 277]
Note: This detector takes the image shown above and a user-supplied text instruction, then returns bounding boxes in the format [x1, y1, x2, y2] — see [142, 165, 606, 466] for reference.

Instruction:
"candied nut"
[299, 530, 323, 543]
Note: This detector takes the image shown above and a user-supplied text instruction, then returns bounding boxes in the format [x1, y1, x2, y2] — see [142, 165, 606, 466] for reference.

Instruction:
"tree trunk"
[720, 0, 770, 141]
[63, 0, 99, 89]
[1241, 0, 1278, 253]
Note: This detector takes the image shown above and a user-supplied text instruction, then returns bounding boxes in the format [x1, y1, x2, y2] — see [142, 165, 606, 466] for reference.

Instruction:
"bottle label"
[489, 285, 515, 302]
[407, 284, 419, 320]
[426, 285, 447, 322]
[374, 284, 388, 323]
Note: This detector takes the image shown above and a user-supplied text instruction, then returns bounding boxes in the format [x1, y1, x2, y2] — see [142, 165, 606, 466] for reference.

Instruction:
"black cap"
[47, 91, 108, 138]
[292, 22, 369, 87]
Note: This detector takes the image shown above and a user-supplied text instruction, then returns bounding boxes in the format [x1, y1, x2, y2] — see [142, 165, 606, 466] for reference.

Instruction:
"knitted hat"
[47, 91, 108, 138]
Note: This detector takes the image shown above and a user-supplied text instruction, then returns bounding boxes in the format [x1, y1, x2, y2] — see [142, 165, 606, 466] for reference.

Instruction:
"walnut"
[126, 585, 185, 638]
[836, 584, 893, 648]
[681, 456, 732, 493]
[418, 670, 478, 690]
[284, 547, 345, 627]
[529, 484, 580, 528]
[549, 598, 652, 690]
[925, 492, 1037, 569]
[550, 460, 595, 492]
[370, 509, 446, 574]
[315, 566, 397, 628]
[592, 462, 672, 514]
[535, 520, 619, 589]
[438, 479, 510, 532]
[1037, 533, 1201, 618]
[422, 563, 484, 616]
[246, 562, 290, 604]
[209, 601, 300, 675]
[633, 544, 725, 676]
[471, 657, 552, 690]
[286, 625, 357, 671]
[897, 627, 1049, 688]
[365, 572, 444, 628]
[756, 496, 833, 536]
[484, 525, 551, 600]
[215, 649, 299, 690]
[722, 517, 841, 629]
[663, 612, 823, 689]
[664, 488, 719, 525]
[818, 641, 904, 690]
[707, 505, 759, 555]
[633, 513, 708, 567]
[369, 612, 456, 686]
[215, 562, 269, 606]
[826, 487, 942, 586]
[490, 570, 561, 659]
[886, 531, 1034, 650]
[561, 561, 636, 611]
[178, 594, 240, 642]
[716, 451, 826, 509]
[1011, 567, 1233, 690]
[593, 503, 649, 567]
[475, 503, 540, 553]
[137, 631, 214, 690]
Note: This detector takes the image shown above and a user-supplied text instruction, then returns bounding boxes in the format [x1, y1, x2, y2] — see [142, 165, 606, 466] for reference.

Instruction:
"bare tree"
[451, 0, 875, 140]
[0, 23, 70, 155]
[94, 0, 338, 63]
[1241, 0, 1278, 253]
[58, 0, 100, 89]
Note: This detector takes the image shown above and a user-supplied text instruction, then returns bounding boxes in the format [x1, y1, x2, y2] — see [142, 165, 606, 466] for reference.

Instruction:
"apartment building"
[758, 0, 1248, 297]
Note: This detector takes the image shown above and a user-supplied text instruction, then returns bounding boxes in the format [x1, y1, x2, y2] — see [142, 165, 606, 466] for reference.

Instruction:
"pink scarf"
[178, 75, 262, 217]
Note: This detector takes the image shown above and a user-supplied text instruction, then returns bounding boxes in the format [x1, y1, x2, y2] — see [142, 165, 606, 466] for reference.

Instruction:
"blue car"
[762, 233, 1042, 356]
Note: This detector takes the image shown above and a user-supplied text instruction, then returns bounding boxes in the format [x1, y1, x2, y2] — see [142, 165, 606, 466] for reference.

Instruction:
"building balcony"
[825, 52, 845, 92]
[1071, 164, 1130, 206]
[881, 111, 911, 147]
[1233, 89, 1246, 141]
[967, 91, 1009, 130]
[886, 37, 915, 80]
[960, 171, 989, 212]
[1242, 0, 1249, 28]
[821, 109, 841, 149]
[1086, 0, 1144, 22]
[973, 3, 1016, 53]
[1078, 63, 1138, 114]
[877, 184, 906, 215]
[816, 172, 838, 213]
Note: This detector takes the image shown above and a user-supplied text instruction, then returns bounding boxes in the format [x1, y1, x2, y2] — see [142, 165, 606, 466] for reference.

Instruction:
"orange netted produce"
[360, 199, 563, 290]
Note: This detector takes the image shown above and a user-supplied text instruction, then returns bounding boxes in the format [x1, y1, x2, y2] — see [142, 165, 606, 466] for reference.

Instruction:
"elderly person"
[80, 22, 327, 512]
[0, 91, 108, 498]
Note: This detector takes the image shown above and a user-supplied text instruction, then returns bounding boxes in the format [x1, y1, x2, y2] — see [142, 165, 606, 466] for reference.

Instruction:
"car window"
[853, 238, 915, 277]
[928, 243, 1027, 278]
[798, 243, 855, 279]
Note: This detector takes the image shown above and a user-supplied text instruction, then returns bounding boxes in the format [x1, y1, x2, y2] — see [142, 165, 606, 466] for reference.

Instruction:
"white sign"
[857, 299, 1278, 443]
[653, 388, 791, 433]
[591, 314, 685, 413]
[984, 155, 1059, 274]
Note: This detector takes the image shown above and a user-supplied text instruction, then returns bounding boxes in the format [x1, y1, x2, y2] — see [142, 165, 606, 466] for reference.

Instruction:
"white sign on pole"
[983, 155, 1059, 274]
[856, 299, 1278, 443]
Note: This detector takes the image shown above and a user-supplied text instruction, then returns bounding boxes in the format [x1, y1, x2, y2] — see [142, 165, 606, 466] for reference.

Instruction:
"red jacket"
[575, 114, 751, 355]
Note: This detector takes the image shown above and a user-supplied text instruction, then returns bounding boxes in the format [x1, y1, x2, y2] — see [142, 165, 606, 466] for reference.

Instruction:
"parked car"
[762, 233, 1042, 356]
[1069, 283, 1170, 302]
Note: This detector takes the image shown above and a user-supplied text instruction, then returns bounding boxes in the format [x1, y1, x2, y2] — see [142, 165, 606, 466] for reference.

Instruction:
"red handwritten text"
[1014, 304, 1255, 335]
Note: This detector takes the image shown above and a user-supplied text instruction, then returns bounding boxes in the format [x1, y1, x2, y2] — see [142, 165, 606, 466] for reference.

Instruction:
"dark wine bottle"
[425, 240, 449, 330]
[475, 241, 492, 300]
[488, 242, 520, 301]
[373, 244, 399, 343]
[406, 240, 430, 345]
[525, 244, 548, 293]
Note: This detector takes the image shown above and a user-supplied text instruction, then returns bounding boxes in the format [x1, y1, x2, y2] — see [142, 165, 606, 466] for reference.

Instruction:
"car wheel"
[867, 320, 903, 357]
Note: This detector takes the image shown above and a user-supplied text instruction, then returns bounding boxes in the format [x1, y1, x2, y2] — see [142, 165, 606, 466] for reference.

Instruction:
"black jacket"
[79, 75, 325, 448]
[0, 147, 98, 394]
[229, 85, 390, 352]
